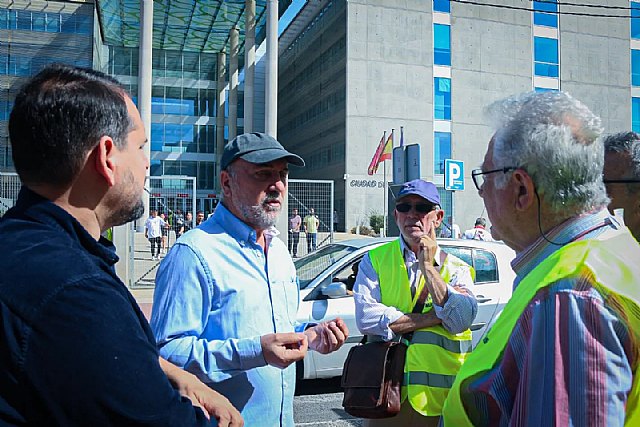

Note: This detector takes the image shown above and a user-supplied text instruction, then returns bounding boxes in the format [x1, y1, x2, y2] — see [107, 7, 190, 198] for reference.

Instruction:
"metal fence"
[0, 172, 20, 216]
[131, 176, 197, 288]
[287, 179, 334, 258]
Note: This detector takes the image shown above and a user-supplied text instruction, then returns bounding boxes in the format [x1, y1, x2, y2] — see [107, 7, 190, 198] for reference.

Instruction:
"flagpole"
[383, 158, 387, 236]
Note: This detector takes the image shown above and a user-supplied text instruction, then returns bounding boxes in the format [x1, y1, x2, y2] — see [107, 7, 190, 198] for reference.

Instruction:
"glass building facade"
[0, 2, 94, 171]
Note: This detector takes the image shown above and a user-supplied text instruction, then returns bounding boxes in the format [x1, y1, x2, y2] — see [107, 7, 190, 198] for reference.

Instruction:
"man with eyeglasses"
[442, 92, 640, 426]
[353, 179, 477, 427]
[604, 131, 640, 241]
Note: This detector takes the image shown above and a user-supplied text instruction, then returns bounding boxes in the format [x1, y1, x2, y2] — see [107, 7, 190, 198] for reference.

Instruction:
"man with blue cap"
[353, 178, 477, 427]
[150, 132, 348, 427]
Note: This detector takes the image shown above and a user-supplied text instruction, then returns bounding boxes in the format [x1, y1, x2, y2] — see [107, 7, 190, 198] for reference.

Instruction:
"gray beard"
[239, 202, 280, 230]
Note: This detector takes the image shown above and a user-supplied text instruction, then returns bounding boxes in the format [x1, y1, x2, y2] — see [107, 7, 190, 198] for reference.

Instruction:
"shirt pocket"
[278, 277, 299, 327]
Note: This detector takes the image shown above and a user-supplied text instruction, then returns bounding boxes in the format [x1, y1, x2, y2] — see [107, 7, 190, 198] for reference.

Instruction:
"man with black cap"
[353, 178, 477, 427]
[150, 132, 348, 427]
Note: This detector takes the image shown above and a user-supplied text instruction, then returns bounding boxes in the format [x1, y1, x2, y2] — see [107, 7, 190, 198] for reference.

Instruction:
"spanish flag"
[367, 131, 393, 175]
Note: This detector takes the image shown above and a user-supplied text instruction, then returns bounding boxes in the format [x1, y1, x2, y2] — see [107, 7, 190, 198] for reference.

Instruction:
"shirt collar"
[511, 208, 618, 285]
[213, 202, 280, 246]
[12, 187, 119, 266]
[398, 236, 442, 267]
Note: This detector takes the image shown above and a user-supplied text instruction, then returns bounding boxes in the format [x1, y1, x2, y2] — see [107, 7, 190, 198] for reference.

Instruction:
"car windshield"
[294, 244, 356, 289]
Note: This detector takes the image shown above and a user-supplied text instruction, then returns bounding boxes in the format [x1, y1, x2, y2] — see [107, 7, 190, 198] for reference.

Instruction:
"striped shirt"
[461, 208, 633, 426]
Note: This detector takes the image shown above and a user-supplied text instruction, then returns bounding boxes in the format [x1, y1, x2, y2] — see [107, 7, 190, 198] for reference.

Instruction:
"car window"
[472, 249, 498, 283]
[294, 244, 356, 289]
[443, 246, 472, 267]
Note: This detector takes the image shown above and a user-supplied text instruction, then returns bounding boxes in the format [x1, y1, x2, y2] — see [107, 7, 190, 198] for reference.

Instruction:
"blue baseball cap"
[397, 179, 440, 205]
[221, 132, 305, 170]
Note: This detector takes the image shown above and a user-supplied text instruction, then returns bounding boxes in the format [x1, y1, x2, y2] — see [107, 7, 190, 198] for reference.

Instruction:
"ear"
[512, 169, 536, 211]
[434, 209, 445, 227]
[94, 136, 117, 187]
[220, 170, 232, 199]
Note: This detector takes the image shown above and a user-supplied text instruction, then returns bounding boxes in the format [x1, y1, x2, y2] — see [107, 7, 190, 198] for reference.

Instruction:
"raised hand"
[260, 332, 308, 369]
[417, 220, 438, 269]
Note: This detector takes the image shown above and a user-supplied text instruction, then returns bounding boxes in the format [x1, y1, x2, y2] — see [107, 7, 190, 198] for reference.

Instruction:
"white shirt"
[463, 226, 494, 241]
[145, 216, 166, 239]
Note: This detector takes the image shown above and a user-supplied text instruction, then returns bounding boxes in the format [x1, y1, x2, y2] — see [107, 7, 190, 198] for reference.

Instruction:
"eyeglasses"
[603, 179, 640, 184]
[395, 202, 437, 214]
[471, 167, 518, 191]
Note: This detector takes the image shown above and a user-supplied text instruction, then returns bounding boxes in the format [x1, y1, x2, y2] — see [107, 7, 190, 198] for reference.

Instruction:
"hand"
[304, 318, 349, 354]
[261, 333, 308, 369]
[159, 358, 243, 426]
[417, 220, 438, 271]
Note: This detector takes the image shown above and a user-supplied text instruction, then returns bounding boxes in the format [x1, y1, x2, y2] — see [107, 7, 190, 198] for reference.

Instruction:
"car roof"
[333, 236, 514, 253]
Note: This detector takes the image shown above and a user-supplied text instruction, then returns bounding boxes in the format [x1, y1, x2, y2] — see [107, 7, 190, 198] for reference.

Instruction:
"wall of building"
[345, 0, 434, 231]
[281, 0, 633, 235]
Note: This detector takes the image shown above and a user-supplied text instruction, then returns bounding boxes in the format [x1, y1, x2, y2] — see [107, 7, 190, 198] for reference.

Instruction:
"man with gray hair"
[443, 92, 640, 425]
[604, 131, 640, 241]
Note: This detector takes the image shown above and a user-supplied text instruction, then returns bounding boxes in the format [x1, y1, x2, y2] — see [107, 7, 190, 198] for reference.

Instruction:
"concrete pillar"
[228, 27, 239, 141]
[216, 51, 227, 180]
[265, 0, 278, 138]
[244, 0, 256, 133]
[138, 0, 153, 230]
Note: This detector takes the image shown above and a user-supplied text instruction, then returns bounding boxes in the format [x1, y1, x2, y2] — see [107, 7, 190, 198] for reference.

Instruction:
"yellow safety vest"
[369, 239, 474, 416]
[442, 229, 640, 426]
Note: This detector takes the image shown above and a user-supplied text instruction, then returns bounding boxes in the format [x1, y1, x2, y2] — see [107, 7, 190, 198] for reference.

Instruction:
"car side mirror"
[321, 282, 348, 298]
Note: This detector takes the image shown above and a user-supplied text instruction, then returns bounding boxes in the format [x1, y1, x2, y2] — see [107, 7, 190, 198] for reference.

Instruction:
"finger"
[429, 221, 437, 240]
[278, 332, 307, 345]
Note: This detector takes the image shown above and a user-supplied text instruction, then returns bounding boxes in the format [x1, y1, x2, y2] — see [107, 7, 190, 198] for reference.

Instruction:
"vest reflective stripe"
[405, 371, 457, 389]
[369, 239, 474, 416]
[442, 229, 640, 426]
[412, 331, 473, 353]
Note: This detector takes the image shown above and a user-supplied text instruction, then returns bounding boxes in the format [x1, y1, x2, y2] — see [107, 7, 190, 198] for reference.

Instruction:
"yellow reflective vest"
[369, 239, 474, 416]
[442, 228, 640, 426]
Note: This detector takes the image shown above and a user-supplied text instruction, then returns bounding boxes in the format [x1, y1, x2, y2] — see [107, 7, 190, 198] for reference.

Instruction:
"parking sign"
[445, 159, 464, 191]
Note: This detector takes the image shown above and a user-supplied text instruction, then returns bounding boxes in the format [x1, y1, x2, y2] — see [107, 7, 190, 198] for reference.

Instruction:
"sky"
[278, 0, 306, 36]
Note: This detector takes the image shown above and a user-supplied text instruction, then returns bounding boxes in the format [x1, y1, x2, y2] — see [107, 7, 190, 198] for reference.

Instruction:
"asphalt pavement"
[294, 378, 363, 426]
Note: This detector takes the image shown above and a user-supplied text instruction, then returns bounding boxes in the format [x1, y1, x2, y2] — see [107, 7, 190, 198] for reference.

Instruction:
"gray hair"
[484, 91, 608, 215]
[603, 131, 640, 178]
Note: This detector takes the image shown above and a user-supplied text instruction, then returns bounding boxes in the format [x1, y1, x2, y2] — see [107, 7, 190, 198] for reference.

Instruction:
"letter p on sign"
[445, 159, 464, 191]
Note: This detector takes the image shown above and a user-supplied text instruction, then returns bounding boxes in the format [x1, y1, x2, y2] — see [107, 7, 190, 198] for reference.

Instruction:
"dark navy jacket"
[0, 188, 209, 426]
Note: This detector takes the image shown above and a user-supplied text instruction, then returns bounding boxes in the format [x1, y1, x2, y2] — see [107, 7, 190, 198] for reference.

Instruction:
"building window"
[633, 98, 640, 132]
[434, 77, 451, 120]
[633, 50, 640, 87]
[434, 24, 451, 66]
[433, 0, 450, 13]
[533, 0, 557, 28]
[534, 36, 559, 78]
[633, 2, 640, 40]
[434, 132, 451, 175]
[437, 187, 453, 218]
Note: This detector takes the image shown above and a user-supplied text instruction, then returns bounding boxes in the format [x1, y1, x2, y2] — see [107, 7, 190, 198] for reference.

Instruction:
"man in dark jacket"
[0, 64, 242, 426]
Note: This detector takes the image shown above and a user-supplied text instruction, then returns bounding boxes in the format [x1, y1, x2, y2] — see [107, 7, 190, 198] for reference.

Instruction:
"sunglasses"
[395, 202, 437, 214]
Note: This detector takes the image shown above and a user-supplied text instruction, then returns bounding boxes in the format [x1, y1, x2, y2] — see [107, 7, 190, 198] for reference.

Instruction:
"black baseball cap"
[221, 132, 305, 170]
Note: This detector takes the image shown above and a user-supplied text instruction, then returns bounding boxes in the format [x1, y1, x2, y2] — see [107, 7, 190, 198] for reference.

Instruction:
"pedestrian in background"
[462, 217, 494, 241]
[443, 91, 640, 425]
[333, 209, 339, 232]
[353, 179, 477, 427]
[303, 207, 319, 252]
[195, 210, 205, 226]
[0, 63, 241, 426]
[289, 207, 301, 257]
[159, 212, 170, 253]
[439, 216, 460, 239]
[150, 132, 348, 427]
[174, 209, 185, 238]
[145, 209, 166, 260]
[603, 131, 640, 241]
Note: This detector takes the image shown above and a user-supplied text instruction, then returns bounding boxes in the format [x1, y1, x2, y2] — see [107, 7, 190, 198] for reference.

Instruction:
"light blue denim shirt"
[150, 203, 300, 427]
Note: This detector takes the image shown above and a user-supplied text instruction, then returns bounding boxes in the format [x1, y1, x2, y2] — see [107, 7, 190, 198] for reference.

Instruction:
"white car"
[294, 237, 516, 381]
